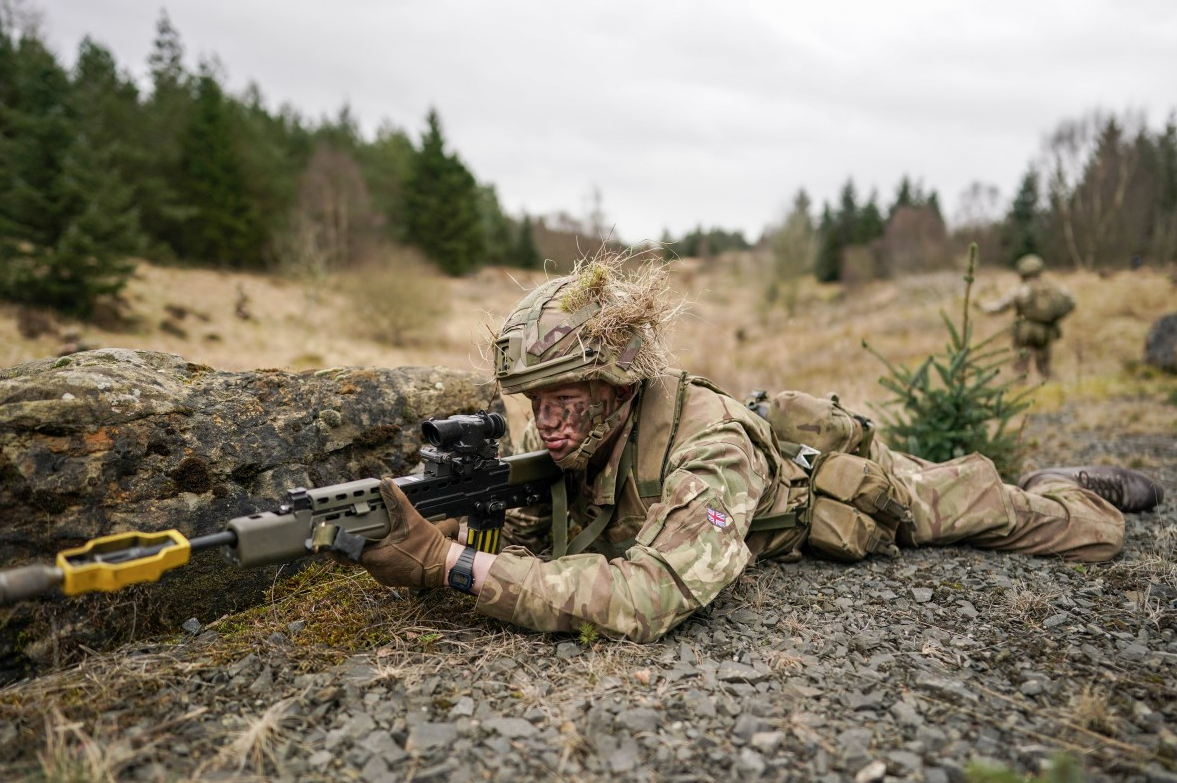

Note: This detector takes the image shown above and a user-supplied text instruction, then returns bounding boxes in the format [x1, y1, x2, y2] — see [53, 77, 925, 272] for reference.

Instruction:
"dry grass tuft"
[214, 696, 298, 776]
[731, 570, 776, 610]
[560, 639, 652, 687]
[1065, 684, 1121, 736]
[1099, 523, 1177, 630]
[1001, 582, 1060, 625]
[764, 649, 805, 674]
[779, 612, 811, 637]
[36, 707, 139, 783]
[556, 246, 688, 382]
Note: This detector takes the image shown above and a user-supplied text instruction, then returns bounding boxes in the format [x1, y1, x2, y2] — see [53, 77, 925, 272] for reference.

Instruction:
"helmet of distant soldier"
[492, 254, 675, 395]
[1015, 254, 1045, 277]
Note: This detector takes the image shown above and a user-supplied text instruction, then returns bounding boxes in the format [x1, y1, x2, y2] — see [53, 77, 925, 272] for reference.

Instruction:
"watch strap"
[448, 546, 477, 593]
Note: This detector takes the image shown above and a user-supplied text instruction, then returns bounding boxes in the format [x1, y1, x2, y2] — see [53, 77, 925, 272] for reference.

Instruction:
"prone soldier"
[352, 252, 1162, 642]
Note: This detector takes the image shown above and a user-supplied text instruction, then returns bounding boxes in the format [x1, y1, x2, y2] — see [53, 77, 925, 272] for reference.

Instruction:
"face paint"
[529, 383, 596, 461]
[526, 381, 630, 469]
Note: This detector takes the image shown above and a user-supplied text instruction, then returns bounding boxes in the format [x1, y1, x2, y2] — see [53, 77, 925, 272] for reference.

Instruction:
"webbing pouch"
[804, 452, 912, 561]
[807, 498, 897, 561]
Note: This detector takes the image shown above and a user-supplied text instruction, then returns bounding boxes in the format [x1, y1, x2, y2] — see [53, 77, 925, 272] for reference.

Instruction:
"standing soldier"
[350, 252, 1160, 642]
[981, 254, 1075, 380]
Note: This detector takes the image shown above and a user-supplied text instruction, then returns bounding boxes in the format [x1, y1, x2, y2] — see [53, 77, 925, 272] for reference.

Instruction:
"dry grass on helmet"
[558, 246, 686, 380]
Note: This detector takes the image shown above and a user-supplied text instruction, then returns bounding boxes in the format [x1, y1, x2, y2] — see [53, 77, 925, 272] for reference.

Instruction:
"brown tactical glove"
[358, 478, 459, 589]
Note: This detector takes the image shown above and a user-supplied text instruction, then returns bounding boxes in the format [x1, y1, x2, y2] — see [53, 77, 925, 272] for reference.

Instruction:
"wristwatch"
[448, 546, 477, 593]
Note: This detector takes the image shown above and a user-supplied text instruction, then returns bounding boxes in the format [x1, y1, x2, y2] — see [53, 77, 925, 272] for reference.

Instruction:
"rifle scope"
[421, 411, 507, 451]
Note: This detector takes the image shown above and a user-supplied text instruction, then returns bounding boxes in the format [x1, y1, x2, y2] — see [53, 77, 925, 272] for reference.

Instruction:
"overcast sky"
[31, 0, 1177, 243]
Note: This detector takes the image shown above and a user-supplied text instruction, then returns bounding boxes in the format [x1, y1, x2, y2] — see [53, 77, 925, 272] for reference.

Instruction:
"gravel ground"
[1, 407, 1174, 783]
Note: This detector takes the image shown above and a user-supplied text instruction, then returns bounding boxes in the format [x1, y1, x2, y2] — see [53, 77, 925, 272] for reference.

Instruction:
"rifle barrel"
[0, 564, 64, 603]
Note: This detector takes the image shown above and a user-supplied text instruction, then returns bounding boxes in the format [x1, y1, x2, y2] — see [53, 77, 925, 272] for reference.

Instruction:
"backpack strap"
[568, 370, 803, 556]
[632, 370, 691, 503]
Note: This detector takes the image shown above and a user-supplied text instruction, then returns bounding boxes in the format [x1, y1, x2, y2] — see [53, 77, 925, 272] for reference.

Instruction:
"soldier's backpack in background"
[1021, 280, 1075, 324]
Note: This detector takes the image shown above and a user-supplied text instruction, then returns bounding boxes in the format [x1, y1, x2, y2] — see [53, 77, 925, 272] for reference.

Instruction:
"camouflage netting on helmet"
[493, 248, 684, 394]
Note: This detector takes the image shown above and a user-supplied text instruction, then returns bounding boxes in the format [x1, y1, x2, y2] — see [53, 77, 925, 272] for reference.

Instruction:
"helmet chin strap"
[554, 381, 634, 471]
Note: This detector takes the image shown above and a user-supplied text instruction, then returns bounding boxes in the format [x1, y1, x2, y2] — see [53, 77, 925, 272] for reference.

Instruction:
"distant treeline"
[0, 10, 580, 316]
[766, 110, 1177, 288]
[2, 7, 1175, 320]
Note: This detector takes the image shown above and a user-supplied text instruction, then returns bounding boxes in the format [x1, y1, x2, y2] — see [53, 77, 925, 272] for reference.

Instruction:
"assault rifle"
[0, 411, 560, 604]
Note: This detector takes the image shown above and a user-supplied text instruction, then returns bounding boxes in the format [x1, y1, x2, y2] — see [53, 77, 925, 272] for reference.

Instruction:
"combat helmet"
[1015, 254, 1045, 277]
[493, 250, 681, 395]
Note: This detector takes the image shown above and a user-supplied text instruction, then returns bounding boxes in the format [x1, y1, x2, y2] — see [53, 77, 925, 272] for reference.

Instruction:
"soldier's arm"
[980, 287, 1018, 314]
[473, 421, 768, 642]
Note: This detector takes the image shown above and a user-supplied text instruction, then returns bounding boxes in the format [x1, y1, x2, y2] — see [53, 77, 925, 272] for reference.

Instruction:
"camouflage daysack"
[1021, 280, 1075, 324]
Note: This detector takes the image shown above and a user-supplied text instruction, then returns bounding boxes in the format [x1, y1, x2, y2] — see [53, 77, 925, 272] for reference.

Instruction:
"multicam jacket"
[474, 373, 809, 642]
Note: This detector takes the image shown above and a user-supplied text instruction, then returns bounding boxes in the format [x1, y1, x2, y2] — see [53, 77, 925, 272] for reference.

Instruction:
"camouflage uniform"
[475, 375, 1124, 642]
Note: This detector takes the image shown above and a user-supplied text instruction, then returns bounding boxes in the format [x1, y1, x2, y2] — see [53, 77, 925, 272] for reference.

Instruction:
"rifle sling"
[551, 441, 634, 559]
[551, 475, 569, 558]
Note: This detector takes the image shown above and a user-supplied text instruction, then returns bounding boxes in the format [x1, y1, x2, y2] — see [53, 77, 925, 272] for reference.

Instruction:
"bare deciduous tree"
[767, 190, 817, 316]
[953, 181, 1002, 231]
[280, 144, 377, 275]
[952, 181, 1003, 267]
[879, 205, 949, 275]
[0, 0, 44, 39]
[1042, 110, 1142, 269]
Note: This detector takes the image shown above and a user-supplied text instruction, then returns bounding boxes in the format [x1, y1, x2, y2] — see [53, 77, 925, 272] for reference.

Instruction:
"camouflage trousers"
[872, 444, 1124, 562]
[756, 445, 1124, 564]
[1013, 342, 1053, 379]
[1012, 321, 1057, 379]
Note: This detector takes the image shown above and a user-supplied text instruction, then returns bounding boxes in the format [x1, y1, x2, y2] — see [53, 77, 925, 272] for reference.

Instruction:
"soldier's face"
[525, 381, 619, 461]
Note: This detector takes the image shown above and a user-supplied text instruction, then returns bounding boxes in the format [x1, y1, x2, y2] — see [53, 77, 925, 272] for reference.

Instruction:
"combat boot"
[1018, 466, 1164, 513]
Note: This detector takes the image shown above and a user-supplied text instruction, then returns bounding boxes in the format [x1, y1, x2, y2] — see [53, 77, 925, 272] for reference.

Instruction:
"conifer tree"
[1001, 169, 1042, 266]
[231, 82, 308, 254]
[856, 191, 885, 243]
[10, 134, 143, 316]
[355, 121, 415, 240]
[0, 31, 71, 246]
[477, 184, 514, 266]
[71, 38, 139, 152]
[889, 176, 915, 219]
[0, 25, 142, 315]
[176, 68, 263, 267]
[814, 204, 841, 283]
[137, 10, 195, 256]
[514, 214, 542, 269]
[865, 245, 1032, 479]
[404, 109, 484, 275]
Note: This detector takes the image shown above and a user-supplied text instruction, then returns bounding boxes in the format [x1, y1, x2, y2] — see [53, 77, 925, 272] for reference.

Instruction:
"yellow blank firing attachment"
[56, 530, 191, 596]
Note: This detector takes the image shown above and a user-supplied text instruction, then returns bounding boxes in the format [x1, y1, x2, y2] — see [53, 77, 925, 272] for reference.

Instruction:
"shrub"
[336, 245, 448, 347]
[864, 244, 1033, 480]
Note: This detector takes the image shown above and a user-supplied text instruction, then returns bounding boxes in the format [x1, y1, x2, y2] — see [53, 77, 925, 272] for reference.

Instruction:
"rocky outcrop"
[0, 349, 504, 681]
[1145, 311, 1177, 374]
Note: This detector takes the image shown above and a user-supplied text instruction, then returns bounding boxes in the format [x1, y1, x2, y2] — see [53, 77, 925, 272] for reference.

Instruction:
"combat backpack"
[624, 373, 910, 563]
[1021, 281, 1075, 324]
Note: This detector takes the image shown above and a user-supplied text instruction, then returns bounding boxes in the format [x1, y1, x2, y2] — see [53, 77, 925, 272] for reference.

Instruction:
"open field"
[3, 252, 1175, 448]
[2, 253, 1176, 783]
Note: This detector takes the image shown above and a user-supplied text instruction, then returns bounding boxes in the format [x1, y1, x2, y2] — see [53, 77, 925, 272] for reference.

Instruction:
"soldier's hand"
[358, 479, 458, 588]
